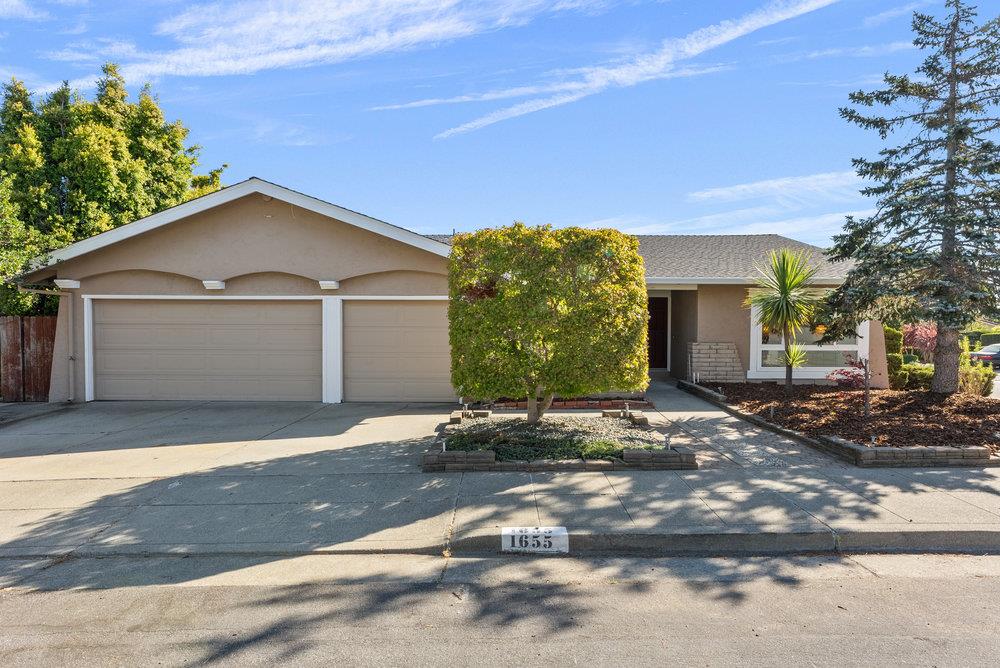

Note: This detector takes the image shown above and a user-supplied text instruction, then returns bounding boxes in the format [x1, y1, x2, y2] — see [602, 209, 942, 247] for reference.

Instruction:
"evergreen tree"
[828, 0, 1000, 393]
[0, 63, 225, 313]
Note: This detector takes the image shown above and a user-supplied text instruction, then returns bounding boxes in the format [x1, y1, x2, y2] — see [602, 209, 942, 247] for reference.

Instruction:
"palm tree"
[745, 249, 823, 395]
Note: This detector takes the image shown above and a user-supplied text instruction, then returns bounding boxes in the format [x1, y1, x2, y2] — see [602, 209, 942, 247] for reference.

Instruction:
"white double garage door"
[91, 299, 454, 402]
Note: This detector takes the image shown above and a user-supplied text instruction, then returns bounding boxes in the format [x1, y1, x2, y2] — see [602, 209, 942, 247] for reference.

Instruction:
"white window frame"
[747, 303, 870, 380]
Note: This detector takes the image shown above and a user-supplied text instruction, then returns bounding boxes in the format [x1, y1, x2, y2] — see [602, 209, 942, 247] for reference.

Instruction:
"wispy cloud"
[250, 118, 349, 147]
[53, 0, 612, 84]
[608, 208, 873, 245]
[688, 171, 860, 205]
[376, 64, 730, 111]
[780, 74, 885, 88]
[862, 1, 929, 29]
[597, 170, 869, 245]
[802, 40, 915, 59]
[757, 35, 800, 46]
[424, 0, 842, 138]
[45, 38, 139, 64]
[0, 0, 47, 20]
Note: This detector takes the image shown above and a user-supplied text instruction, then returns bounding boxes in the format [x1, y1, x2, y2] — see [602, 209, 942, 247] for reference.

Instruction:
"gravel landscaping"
[444, 415, 664, 461]
[715, 383, 1000, 454]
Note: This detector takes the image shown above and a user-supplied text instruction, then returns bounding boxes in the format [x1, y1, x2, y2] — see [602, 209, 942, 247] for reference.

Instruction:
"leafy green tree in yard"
[0, 63, 225, 313]
[449, 223, 648, 424]
[745, 249, 824, 395]
[827, 0, 1000, 393]
[0, 176, 43, 314]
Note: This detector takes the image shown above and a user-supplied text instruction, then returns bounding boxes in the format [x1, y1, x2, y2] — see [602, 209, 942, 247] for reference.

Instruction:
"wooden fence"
[0, 316, 58, 402]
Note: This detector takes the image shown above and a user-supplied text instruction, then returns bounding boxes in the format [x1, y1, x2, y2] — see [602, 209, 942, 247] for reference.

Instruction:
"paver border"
[423, 409, 697, 472]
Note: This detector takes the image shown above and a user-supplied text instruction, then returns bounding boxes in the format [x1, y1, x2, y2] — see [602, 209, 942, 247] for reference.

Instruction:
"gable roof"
[426, 233, 849, 283]
[30, 177, 451, 275]
[26, 178, 847, 285]
[636, 234, 849, 283]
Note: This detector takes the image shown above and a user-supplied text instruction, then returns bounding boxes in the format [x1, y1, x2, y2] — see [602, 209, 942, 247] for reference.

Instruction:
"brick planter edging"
[676, 380, 997, 468]
[422, 447, 697, 472]
[490, 399, 653, 410]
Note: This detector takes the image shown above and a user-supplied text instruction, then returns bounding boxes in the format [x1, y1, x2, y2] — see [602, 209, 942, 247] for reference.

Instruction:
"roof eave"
[645, 276, 846, 285]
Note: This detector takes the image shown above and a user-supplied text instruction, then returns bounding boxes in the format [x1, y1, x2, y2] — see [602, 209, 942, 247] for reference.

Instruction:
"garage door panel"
[343, 301, 454, 402]
[99, 352, 156, 372]
[345, 328, 448, 353]
[94, 300, 322, 401]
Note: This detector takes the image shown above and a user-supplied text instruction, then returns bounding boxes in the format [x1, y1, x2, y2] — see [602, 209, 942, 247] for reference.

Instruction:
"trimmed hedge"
[899, 361, 995, 396]
[884, 325, 905, 389]
[961, 363, 996, 396]
[900, 362, 932, 390]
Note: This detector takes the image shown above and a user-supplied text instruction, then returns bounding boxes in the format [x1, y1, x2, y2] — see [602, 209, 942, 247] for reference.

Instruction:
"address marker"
[501, 526, 569, 554]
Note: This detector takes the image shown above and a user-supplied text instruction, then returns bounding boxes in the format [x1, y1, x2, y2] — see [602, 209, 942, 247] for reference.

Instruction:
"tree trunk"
[931, 325, 961, 393]
[862, 358, 871, 418]
[525, 387, 555, 424]
[783, 324, 793, 395]
[933, 7, 962, 395]
[526, 395, 540, 424]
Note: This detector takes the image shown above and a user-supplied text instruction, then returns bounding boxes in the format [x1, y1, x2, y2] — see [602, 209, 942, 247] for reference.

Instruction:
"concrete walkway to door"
[2, 386, 1000, 590]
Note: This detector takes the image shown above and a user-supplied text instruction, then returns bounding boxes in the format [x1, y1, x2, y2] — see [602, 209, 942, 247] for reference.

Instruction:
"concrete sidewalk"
[0, 384, 999, 559]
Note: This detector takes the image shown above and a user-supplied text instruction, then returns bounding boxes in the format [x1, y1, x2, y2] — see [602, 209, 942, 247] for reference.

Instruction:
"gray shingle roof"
[426, 233, 850, 282]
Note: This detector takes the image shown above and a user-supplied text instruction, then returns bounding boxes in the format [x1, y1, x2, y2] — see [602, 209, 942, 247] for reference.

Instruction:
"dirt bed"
[715, 383, 1000, 453]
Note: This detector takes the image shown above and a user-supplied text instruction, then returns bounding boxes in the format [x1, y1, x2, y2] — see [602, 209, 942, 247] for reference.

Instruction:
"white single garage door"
[93, 300, 322, 401]
[343, 300, 454, 402]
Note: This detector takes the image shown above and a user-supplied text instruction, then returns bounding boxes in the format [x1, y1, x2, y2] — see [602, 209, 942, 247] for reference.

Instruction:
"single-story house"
[19, 177, 888, 404]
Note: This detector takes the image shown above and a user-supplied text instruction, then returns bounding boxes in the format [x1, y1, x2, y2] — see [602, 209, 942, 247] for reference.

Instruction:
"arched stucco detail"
[222, 272, 321, 295]
[338, 270, 448, 295]
[77, 270, 205, 294]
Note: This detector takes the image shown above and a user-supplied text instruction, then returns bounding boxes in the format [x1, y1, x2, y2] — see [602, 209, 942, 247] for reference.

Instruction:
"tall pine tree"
[828, 0, 1000, 393]
[0, 63, 225, 314]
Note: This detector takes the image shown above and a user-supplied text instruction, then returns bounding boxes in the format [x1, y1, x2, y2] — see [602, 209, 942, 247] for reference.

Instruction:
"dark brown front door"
[648, 297, 669, 369]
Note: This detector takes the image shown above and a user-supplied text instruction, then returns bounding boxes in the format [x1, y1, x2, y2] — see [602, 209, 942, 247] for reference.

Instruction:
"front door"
[648, 296, 669, 369]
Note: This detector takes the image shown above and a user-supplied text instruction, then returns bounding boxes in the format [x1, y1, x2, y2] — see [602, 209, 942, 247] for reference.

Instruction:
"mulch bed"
[444, 415, 664, 461]
[715, 383, 1000, 454]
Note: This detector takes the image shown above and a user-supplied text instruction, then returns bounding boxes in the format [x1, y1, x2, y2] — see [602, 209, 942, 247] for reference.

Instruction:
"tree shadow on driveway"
[3, 413, 1000, 663]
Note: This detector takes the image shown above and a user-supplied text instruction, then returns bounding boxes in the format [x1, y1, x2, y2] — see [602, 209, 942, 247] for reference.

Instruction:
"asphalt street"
[2, 553, 999, 666]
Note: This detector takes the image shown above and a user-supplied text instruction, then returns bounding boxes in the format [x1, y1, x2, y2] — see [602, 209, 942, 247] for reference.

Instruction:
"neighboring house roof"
[425, 233, 850, 283]
[22, 177, 452, 281]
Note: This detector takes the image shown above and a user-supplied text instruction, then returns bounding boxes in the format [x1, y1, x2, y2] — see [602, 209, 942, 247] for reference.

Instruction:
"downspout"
[17, 287, 74, 403]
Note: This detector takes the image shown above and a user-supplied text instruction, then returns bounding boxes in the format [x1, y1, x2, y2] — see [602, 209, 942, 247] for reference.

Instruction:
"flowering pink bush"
[826, 356, 867, 389]
[903, 322, 937, 361]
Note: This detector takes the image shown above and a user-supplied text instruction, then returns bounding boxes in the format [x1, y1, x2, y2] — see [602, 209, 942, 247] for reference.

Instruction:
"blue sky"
[0, 0, 950, 245]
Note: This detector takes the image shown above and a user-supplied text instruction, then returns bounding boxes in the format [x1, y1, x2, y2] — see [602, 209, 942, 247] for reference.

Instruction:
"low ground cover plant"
[444, 415, 663, 461]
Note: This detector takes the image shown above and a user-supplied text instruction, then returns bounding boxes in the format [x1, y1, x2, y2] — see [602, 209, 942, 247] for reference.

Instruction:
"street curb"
[6, 528, 1000, 560]
[449, 528, 1000, 556]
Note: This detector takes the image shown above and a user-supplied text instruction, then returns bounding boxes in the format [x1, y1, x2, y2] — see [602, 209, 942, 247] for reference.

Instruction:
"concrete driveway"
[2, 388, 1000, 576]
[0, 400, 447, 476]
[0, 400, 460, 559]
[993, 376, 1000, 399]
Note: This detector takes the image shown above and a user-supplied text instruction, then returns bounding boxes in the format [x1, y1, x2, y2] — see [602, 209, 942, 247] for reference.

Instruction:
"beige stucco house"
[20, 178, 887, 404]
